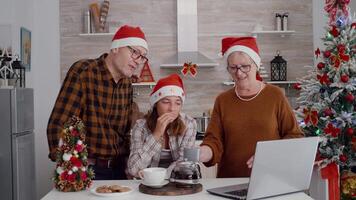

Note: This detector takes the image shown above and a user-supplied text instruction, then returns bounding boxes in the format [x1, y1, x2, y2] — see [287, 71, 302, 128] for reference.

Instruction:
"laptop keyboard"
[225, 189, 248, 198]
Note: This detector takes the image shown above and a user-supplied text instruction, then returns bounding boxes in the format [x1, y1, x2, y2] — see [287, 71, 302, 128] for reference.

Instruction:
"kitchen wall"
[0, 0, 60, 199]
[60, 0, 313, 117]
[32, 0, 60, 199]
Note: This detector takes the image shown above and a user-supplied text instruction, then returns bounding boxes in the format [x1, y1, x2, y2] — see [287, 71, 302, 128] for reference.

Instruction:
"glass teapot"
[170, 159, 202, 186]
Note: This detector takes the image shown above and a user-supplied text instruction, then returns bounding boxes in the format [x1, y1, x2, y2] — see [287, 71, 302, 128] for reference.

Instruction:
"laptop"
[207, 137, 319, 200]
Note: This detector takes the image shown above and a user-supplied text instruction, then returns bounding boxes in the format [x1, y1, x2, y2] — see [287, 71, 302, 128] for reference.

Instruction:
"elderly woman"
[127, 74, 197, 178]
[199, 37, 304, 177]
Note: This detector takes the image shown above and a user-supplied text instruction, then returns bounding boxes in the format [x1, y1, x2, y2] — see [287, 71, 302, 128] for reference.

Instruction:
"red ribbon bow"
[324, 0, 350, 25]
[324, 123, 341, 137]
[330, 45, 350, 68]
[303, 108, 319, 126]
[181, 62, 198, 77]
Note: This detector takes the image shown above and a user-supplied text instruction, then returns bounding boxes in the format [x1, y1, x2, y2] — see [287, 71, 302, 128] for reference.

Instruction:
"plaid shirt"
[127, 113, 197, 177]
[47, 54, 133, 161]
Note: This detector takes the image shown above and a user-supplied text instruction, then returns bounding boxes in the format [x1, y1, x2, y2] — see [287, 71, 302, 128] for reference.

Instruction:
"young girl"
[127, 74, 197, 177]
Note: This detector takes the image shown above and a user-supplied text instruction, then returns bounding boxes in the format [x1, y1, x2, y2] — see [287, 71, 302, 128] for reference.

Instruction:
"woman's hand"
[246, 155, 254, 168]
[199, 145, 213, 163]
[152, 112, 178, 140]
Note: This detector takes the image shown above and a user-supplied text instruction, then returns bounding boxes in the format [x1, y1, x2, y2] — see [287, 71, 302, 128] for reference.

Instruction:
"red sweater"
[201, 84, 304, 177]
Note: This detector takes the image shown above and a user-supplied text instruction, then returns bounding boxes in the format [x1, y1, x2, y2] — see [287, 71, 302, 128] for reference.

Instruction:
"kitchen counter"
[41, 178, 313, 200]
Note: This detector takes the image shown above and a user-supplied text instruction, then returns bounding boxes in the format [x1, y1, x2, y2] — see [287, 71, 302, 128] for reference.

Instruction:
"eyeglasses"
[227, 64, 252, 74]
[127, 46, 148, 64]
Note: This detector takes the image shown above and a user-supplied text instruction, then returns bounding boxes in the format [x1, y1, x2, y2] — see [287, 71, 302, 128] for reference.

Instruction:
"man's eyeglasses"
[127, 46, 148, 64]
[227, 64, 252, 74]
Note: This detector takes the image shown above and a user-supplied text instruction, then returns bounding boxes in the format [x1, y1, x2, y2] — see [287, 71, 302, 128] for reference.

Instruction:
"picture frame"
[20, 27, 31, 71]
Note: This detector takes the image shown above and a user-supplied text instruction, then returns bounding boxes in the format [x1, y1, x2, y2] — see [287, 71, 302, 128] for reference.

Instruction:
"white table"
[41, 178, 313, 200]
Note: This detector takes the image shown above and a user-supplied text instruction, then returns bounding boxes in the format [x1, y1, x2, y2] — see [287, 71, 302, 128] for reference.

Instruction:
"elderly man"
[47, 25, 148, 180]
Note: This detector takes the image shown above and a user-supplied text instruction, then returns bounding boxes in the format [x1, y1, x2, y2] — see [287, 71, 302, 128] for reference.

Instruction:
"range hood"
[160, 0, 218, 68]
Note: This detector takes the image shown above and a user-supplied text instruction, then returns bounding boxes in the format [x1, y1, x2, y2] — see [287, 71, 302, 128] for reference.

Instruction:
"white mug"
[139, 167, 167, 185]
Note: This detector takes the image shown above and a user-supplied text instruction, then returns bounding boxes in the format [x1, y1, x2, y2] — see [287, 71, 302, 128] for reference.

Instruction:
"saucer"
[141, 180, 169, 188]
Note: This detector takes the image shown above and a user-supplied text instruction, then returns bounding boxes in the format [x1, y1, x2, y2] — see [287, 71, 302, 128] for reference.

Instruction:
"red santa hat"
[150, 74, 185, 106]
[221, 36, 261, 69]
[111, 25, 148, 51]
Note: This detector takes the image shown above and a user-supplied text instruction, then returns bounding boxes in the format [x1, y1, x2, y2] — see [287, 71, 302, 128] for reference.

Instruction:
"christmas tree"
[295, 0, 356, 199]
[52, 116, 94, 192]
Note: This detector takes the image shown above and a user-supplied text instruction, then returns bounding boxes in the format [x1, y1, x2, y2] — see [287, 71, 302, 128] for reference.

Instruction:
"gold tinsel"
[341, 171, 356, 197]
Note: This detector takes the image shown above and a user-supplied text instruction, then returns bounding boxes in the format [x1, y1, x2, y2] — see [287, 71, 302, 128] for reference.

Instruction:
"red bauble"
[346, 128, 354, 136]
[317, 62, 325, 70]
[345, 93, 355, 102]
[293, 83, 301, 90]
[337, 44, 346, 53]
[352, 22, 356, 29]
[68, 173, 76, 182]
[80, 172, 87, 180]
[330, 26, 339, 37]
[324, 108, 333, 116]
[324, 50, 331, 58]
[75, 144, 84, 152]
[339, 155, 347, 163]
[341, 75, 349, 83]
[71, 129, 79, 136]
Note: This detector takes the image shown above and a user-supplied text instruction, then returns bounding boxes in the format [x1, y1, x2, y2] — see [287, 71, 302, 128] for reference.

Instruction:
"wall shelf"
[133, 82, 156, 97]
[223, 80, 297, 86]
[251, 30, 295, 37]
[133, 82, 156, 87]
[78, 33, 172, 37]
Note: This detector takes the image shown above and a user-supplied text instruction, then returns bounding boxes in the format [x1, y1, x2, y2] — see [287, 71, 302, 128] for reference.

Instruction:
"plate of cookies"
[90, 184, 133, 197]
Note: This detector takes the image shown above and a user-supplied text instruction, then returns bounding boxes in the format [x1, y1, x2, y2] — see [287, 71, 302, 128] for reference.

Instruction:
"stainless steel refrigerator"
[0, 88, 35, 200]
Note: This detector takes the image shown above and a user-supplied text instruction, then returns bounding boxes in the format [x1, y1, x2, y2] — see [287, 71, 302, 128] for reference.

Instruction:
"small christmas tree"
[139, 62, 155, 82]
[52, 116, 94, 192]
[295, 0, 356, 199]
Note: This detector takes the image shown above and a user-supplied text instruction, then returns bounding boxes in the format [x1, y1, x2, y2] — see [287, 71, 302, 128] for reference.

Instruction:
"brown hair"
[144, 105, 186, 136]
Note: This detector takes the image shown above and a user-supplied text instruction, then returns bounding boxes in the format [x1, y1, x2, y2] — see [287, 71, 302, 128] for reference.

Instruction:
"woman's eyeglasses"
[127, 46, 148, 64]
[227, 64, 252, 73]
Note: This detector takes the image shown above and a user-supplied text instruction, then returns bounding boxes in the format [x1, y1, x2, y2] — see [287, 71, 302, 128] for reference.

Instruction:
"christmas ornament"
[324, 0, 350, 25]
[326, 32, 334, 40]
[181, 62, 198, 77]
[293, 82, 301, 90]
[345, 93, 354, 102]
[324, 123, 341, 137]
[351, 22, 356, 29]
[339, 154, 347, 163]
[52, 116, 94, 192]
[336, 15, 346, 28]
[341, 171, 356, 198]
[330, 25, 339, 37]
[317, 73, 331, 85]
[317, 62, 326, 70]
[303, 108, 319, 126]
[324, 107, 333, 117]
[346, 128, 354, 136]
[324, 50, 332, 58]
[315, 48, 321, 58]
[340, 74, 349, 83]
[139, 62, 155, 82]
